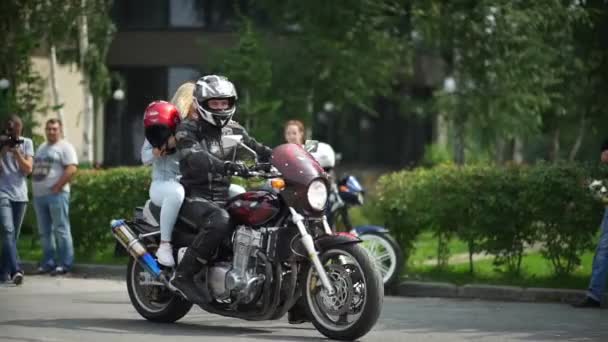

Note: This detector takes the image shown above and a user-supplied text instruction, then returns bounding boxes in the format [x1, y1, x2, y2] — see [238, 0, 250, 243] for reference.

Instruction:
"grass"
[399, 229, 595, 289]
[17, 234, 127, 266]
[402, 251, 594, 290]
[409, 231, 469, 265]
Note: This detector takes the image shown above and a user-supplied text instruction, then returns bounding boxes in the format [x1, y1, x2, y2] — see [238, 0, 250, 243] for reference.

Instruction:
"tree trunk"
[79, 0, 94, 164]
[48, 45, 66, 135]
[244, 89, 251, 131]
[495, 135, 506, 164]
[550, 128, 560, 162]
[513, 136, 524, 164]
[468, 240, 475, 275]
[453, 115, 465, 165]
[94, 99, 104, 166]
[307, 89, 314, 139]
[435, 112, 449, 147]
[569, 113, 587, 161]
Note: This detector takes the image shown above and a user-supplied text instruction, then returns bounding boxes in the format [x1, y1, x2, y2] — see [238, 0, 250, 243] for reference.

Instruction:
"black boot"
[171, 248, 209, 304]
[288, 298, 310, 324]
[572, 296, 602, 308]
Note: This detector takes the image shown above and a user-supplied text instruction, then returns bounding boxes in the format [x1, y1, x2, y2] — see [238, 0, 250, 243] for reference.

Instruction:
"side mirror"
[222, 134, 243, 149]
[223, 134, 258, 162]
[304, 139, 319, 153]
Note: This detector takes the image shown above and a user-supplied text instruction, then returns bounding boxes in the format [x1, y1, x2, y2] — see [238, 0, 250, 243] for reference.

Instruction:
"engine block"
[208, 226, 265, 303]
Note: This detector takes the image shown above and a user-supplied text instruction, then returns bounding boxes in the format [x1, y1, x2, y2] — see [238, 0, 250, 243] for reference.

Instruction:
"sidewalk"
[20, 261, 124, 279]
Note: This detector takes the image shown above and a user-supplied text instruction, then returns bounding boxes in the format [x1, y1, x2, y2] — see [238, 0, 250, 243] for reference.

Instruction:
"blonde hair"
[171, 82, 196, 119]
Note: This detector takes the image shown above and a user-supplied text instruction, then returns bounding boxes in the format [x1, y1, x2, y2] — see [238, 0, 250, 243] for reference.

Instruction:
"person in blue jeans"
[0, 115, 34, 285]
[31, 119, 78, 275]
[573, 141, 608, 308]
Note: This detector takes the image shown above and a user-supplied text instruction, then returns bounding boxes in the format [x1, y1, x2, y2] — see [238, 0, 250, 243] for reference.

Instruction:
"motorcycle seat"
[142, 200, 160, 228]
[141, 200, 197, 233]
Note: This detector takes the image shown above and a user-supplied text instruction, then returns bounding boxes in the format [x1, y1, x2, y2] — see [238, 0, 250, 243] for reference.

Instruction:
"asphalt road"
[1, 276, 608, 342]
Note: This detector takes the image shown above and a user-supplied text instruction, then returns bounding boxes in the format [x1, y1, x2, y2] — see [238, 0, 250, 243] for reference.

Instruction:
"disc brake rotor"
[313, 264, 354, 316]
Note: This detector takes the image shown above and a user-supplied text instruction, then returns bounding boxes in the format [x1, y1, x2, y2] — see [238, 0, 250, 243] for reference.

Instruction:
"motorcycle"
[111, 136, 383, 341]
[326, 174, 404, 288]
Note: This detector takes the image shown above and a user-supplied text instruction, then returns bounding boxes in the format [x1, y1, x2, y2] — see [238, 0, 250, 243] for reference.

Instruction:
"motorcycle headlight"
[307, 179, 328, 211]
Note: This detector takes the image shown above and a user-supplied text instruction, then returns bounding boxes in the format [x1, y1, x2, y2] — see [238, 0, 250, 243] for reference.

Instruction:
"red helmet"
[143, 101, 180, 148]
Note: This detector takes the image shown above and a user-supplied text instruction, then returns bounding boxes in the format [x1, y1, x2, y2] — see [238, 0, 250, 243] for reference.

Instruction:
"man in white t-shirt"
[32, 119, 78, 275]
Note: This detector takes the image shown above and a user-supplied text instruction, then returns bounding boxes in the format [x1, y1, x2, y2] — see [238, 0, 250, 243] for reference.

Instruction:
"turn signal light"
[270, 178, 286, 191]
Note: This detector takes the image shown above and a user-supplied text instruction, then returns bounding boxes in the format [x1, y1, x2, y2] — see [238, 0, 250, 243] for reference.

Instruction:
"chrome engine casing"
[207, 226, 265, 303]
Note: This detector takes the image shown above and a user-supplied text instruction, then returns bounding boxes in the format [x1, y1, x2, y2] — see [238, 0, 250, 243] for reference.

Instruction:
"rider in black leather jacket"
[171, 75, 271, 303]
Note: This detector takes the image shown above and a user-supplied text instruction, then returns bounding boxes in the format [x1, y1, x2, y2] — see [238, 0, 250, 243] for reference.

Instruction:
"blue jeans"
[588, 207, 608, 301]
[34, 192, 74, 271]
[0, 199, 27, 280]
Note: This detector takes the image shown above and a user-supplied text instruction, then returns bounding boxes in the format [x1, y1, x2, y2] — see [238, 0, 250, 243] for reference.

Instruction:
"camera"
[0, 121, 24, 148]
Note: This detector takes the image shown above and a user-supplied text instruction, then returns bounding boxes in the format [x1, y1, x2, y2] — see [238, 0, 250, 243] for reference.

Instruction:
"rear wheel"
[359, 232, 403, 287]
[303, 244, 383, 340]
[126, 257, 192, 323]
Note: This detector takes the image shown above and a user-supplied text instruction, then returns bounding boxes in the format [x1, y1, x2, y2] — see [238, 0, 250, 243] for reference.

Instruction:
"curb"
[397, 281, 594, 304]
[18, 261, 594, 304]
[20, 261, 125, 279]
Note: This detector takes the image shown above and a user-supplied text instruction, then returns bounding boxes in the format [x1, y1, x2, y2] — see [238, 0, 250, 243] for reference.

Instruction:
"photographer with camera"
[0, 115, 34, 285]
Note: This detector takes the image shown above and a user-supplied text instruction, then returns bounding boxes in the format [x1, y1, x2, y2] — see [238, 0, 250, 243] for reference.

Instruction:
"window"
[168, 67, 201, 97]
[112, 0, 255, 31]
[170, 0, 205, 28]
[112, 0, 168, 30]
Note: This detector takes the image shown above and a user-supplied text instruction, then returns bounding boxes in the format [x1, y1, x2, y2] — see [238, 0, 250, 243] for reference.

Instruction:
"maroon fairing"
[270, 143, 327, 214]
[226, 191, 280, 226]
[227, 144, 327, 225]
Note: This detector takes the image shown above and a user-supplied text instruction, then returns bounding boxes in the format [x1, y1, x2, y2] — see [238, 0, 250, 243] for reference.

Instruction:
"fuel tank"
[226, 191, 280, 226]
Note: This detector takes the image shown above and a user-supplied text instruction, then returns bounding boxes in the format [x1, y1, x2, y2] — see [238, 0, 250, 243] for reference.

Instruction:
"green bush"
[69, 167, 151, 256]
[375, 163, 605, 276]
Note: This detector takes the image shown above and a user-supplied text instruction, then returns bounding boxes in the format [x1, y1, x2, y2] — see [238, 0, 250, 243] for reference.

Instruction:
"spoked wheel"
[359, 232, 403, 287]
[126, 257, 192, 323]
[304, 244, 383, 341]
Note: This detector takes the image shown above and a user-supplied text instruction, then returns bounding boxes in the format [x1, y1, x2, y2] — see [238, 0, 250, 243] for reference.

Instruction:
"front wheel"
[358, 232, 404, 287]
[126, 257, 192, 323]
[304, 244, 383, 341]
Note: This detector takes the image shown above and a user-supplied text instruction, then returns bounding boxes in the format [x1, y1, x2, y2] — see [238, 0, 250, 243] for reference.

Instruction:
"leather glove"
[224, 161, 249, 177]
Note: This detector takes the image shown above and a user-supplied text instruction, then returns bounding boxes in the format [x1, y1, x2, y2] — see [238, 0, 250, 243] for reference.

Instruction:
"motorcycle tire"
[303, 244, 383, 340]
[126, 256, 192, 323]
[359, 231, 404, 288]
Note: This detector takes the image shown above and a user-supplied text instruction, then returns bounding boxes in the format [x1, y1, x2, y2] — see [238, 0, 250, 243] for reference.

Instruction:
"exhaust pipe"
[111, 219, 161, 278]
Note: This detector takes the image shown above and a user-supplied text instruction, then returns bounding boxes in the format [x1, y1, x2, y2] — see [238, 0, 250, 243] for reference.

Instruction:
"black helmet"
[193, 75, 237, 127]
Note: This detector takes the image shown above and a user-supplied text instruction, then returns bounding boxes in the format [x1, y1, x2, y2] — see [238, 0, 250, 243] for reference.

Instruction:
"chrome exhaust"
[111, 219, 161, 278]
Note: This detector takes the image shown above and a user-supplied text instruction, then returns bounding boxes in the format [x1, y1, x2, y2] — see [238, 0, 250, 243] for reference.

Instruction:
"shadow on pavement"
[0, 318, 328, 341]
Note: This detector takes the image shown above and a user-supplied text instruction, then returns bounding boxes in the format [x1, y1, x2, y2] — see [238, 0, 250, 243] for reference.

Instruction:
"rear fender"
[353, 225, 389, 235]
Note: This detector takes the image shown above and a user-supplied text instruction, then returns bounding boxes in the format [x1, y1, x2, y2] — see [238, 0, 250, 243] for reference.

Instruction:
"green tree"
[413, 0, 593, 164]
[256, 0, 411, 130]
[212, 20, 281, 144]
[0, 0, 114, 157]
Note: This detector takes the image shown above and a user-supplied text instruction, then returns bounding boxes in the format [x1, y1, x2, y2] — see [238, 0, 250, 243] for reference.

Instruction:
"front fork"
[289, 207, 336, 296]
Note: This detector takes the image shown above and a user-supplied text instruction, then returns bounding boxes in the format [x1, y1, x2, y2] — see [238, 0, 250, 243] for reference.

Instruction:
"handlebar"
[239, 163, 282, 179]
